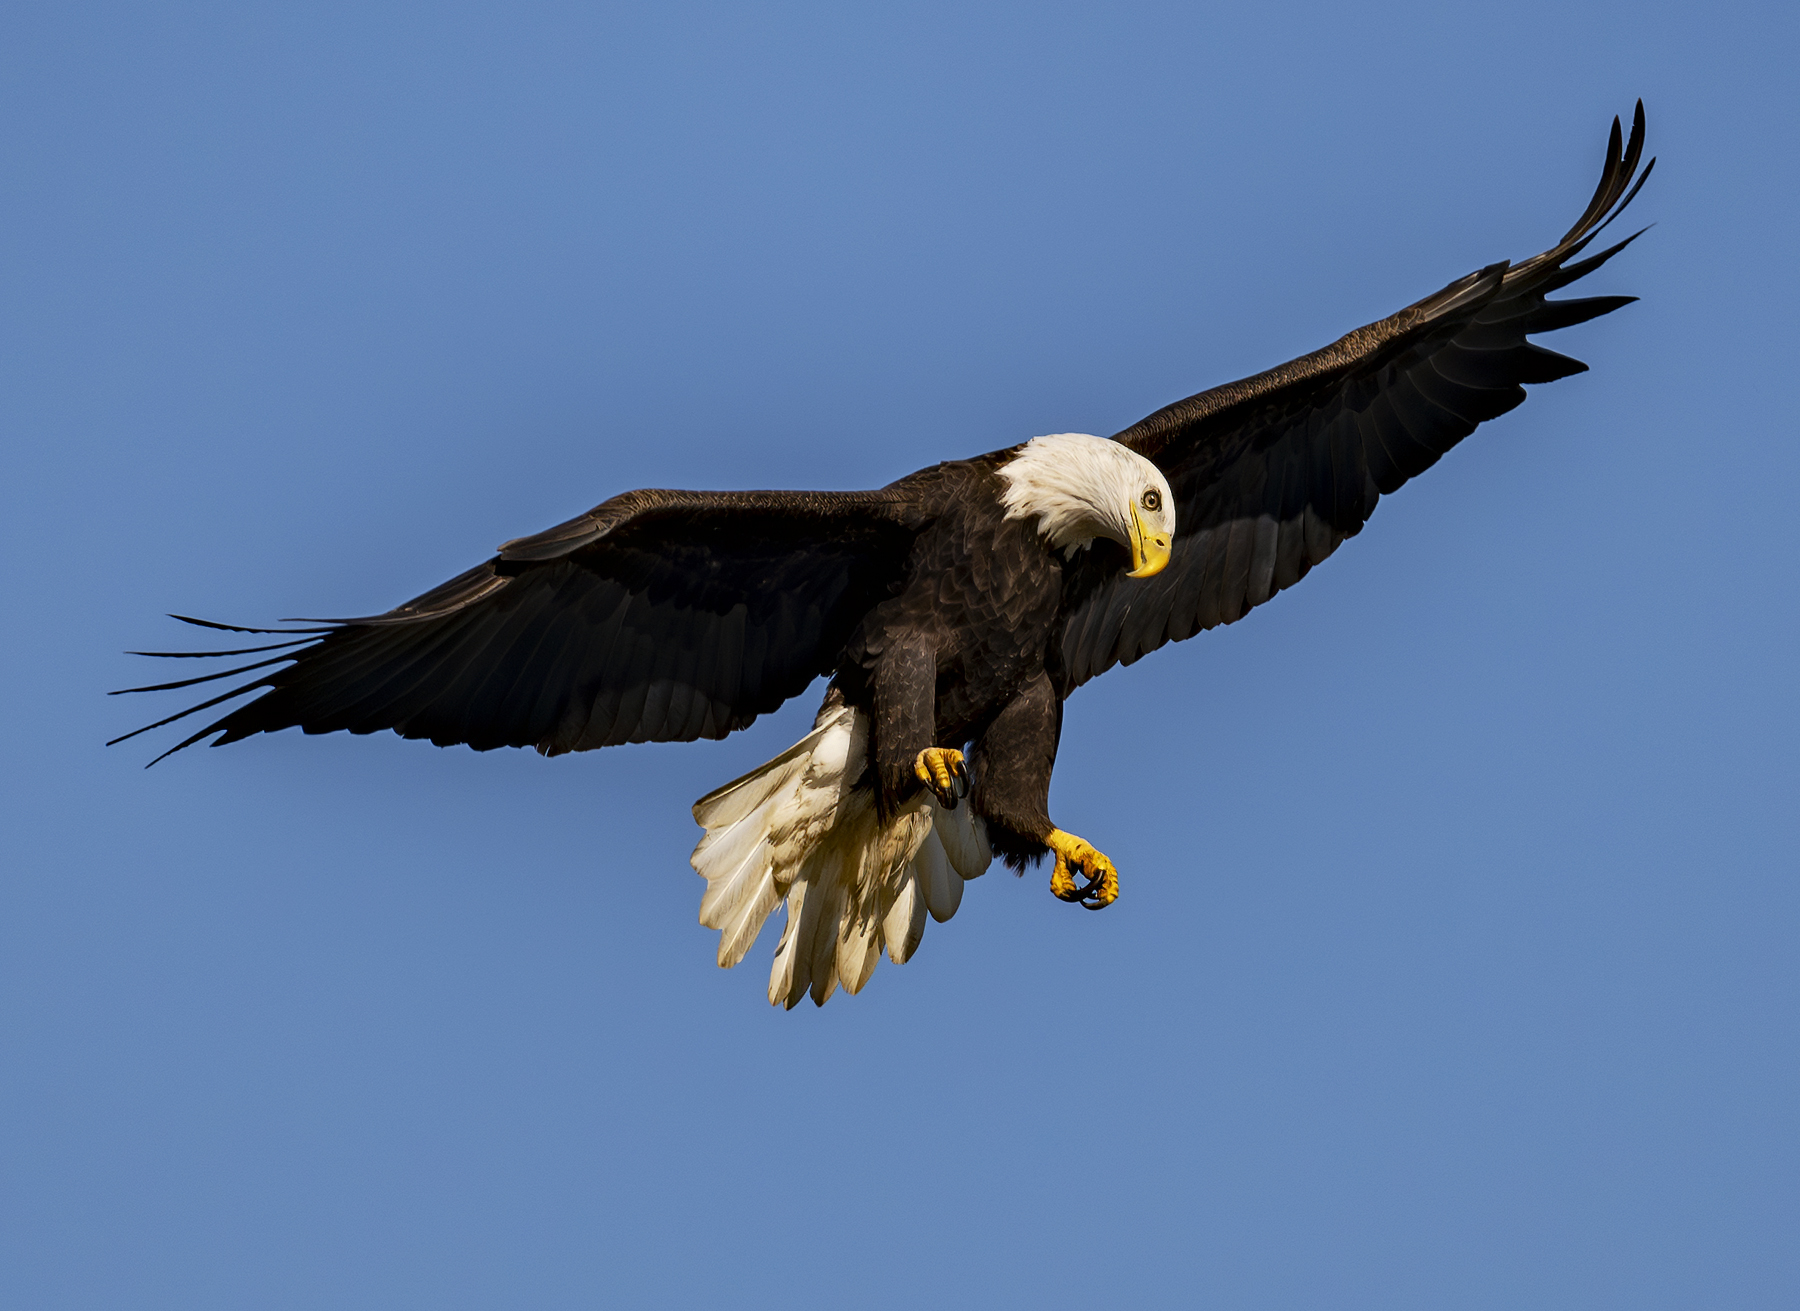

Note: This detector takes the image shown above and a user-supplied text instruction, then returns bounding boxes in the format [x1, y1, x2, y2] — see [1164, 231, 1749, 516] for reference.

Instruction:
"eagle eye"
[1141, 489, 1162, 513]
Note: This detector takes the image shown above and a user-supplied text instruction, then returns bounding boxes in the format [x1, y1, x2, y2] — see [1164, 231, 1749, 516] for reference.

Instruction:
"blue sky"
[3, 2, 1796, 1306]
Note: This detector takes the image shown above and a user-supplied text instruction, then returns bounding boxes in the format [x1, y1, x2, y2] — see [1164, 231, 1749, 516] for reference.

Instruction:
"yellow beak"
[1126, 504, 1172, 578]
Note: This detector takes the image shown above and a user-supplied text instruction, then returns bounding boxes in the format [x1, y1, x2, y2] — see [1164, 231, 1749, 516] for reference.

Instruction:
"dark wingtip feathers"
[1527, 294, 1638, 334]
[1540, 225, 1651, 295]
[126, 638, 317, 659]
[105, 673, 268, 751]
[110, 614, 328, 761]
[1593, 157, 1655, 241]
[109, 652, 302, 697]
[1556, 102, 1651, 250]
[168, 613, 332, 635]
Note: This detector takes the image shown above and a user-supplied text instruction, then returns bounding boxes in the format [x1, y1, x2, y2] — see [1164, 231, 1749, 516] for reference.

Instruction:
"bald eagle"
[116, 106, 1652, 1006]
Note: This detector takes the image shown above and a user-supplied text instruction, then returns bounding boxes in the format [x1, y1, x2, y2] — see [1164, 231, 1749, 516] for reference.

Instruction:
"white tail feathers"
[690, 696, 991, 1008]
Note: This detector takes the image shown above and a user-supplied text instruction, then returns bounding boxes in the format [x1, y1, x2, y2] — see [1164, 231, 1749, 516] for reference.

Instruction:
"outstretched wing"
[1060, 103, 1653, 690]
[115, 488, 920, 762]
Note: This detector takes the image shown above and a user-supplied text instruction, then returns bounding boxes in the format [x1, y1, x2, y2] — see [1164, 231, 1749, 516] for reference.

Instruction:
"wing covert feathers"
[1061, 103, 1652, 689]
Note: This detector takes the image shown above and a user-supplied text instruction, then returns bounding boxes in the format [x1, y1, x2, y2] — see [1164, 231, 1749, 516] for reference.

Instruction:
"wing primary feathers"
[1539, 227, 1650, 294]
[147, 718, 259, 766]
[1558, 102, 1643, 245]
[1591, 157, 1655, 239]
[1559, 113, 1625, 244]
[1525, 295, 1639, 334]
[1475, 292, 1636, 330]
[110, 653, 310, 696]
[126, 639, 318, 658]
[169, 613, 333, 635]
[107, 616, 327, 756]
[105, 676, 278, 752]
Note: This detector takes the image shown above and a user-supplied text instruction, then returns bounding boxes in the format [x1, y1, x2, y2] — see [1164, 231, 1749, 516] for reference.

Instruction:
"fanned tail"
[690, 689, 991, 1008]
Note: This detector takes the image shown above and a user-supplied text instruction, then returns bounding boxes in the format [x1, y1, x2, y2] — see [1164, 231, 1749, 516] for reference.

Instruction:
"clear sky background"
[3, 2, 1795, 1307]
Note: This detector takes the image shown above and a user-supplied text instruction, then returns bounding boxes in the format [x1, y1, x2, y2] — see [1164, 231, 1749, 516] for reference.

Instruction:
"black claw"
[951, 758, 969, 800]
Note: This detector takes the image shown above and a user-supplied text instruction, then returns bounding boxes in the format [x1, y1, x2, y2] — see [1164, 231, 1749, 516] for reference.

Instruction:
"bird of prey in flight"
[117, 105, 1653, 1007]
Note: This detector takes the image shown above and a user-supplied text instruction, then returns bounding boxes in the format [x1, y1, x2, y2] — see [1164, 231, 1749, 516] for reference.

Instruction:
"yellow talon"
[1045, 829, 1119, 911]
[913, 747, 968, 808]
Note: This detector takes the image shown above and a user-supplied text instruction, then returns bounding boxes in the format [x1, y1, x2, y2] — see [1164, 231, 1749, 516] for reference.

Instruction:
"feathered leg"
[969, 670, 1119, 910]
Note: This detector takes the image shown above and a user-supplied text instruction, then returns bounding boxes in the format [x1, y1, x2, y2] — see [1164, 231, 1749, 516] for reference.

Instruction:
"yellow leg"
[1046, 829, 1119, 911]
[913, 747, 968, 808]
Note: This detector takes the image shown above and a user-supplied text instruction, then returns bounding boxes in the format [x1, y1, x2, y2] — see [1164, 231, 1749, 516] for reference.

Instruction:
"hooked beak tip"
[1127, 537, 1172, 578]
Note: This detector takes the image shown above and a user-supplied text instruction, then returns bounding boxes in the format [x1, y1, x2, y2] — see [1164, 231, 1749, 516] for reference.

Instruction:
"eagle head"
[997, 433, 1175, 577]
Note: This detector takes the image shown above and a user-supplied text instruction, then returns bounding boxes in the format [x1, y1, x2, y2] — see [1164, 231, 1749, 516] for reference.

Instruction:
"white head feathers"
[997, 433, 1177, 559]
